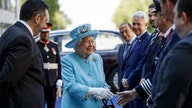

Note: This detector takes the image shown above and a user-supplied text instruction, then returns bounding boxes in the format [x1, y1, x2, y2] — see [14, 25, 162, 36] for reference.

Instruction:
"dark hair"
[120, 22, 132, 29]
[177, 0, 192, 22]
[20, 0, 49, 21]
[161, 0, 177, 5]
[148, 3, 155, 8]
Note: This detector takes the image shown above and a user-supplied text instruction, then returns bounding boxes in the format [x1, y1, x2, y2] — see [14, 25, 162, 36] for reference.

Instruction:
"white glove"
[93, 95, 103, 100]
[56, 79, 62, 88]
[88, 88, 113, 99]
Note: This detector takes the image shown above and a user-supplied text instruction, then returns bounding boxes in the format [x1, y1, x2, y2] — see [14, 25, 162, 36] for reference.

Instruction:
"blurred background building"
[0, 0, 20, 36]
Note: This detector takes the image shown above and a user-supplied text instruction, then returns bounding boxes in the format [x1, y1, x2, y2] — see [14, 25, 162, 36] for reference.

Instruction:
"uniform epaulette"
[50, 40, 58, 44]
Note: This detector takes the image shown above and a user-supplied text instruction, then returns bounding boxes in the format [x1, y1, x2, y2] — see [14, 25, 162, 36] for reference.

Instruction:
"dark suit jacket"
[0, 21, 45, 108]
[135, 31, 166, 98]
[151, 30, 180, 95]
[123, 31, 151, 90]
[118, 43, 130, 91]
[152, 32, 192, 108]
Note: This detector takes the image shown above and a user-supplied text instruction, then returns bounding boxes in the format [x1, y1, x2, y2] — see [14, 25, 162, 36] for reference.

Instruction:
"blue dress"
[61, 52, 109, 108]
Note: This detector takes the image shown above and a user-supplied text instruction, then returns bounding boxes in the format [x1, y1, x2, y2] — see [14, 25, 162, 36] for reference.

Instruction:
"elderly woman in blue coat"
[61, 24, 113, 108]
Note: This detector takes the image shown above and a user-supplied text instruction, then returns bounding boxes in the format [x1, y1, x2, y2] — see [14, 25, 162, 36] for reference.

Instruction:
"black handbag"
[102, 99, 115, 108]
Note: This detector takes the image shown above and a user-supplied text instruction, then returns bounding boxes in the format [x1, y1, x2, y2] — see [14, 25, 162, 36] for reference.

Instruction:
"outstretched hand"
[116, 89, 138, 106]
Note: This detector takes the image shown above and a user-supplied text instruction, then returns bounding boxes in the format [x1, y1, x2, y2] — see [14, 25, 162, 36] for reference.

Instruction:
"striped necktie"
[123, 44, 130, 59]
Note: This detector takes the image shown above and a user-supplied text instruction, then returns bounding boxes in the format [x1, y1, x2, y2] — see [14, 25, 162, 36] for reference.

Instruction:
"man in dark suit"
[37, 22, 62, 108]
[140, 2, 160, 83]
[0, 0, 49, 108]
[120, 11, 151, 108]
[118, 22, 135, 92]
[152, 0, 192, 107]
[150, 0, 180, 107]
[118, 22, 136, 108]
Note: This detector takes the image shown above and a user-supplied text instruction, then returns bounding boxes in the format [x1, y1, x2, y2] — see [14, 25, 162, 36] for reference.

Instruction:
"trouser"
[44, 86, 57, 108]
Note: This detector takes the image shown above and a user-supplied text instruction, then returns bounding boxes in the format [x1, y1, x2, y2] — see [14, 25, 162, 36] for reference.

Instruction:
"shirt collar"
[125, 34, 136, 45]
[18, 20, 33, 36]
[164, 25, 174, 38]
[136, 30, 147, 39]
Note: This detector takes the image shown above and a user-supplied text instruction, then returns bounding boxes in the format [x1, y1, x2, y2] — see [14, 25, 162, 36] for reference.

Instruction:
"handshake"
[88, 88, 114, 100]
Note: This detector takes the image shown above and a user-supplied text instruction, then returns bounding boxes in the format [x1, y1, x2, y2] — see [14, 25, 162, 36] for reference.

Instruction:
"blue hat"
[153, 0, 161, 12]
[65, 24, 99, 48]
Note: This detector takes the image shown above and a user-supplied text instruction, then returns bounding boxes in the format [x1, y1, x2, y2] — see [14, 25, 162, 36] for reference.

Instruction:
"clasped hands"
[116, 89, 138, 106]
[122, 78, 129, 89]
[88, 88, 114, 100]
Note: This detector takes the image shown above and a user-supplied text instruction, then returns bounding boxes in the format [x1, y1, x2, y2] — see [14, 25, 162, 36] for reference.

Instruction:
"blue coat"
[61, 53, 109, 108]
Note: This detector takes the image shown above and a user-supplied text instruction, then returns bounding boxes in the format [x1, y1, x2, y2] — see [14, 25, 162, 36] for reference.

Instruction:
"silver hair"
[73, 39, 83, 51]
[132, 11, 149, 23]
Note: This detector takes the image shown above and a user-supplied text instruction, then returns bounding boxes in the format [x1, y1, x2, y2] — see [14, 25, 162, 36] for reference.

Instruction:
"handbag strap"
[109, 99, 114, 106]
[102, 99, 108, 106]
[102, 99, 114, 106]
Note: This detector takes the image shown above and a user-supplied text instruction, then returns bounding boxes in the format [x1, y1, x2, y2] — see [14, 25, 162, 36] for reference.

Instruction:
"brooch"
[92, 56, 97, 62]
[77, 25, 90, 35]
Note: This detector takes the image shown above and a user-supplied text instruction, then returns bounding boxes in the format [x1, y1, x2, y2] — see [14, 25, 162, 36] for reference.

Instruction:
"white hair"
[73, 39, 83, 51]
[132, 11, 148, 23]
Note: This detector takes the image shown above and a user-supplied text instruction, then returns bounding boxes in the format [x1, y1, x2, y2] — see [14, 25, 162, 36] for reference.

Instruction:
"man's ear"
[145, 23, 148, 28]
[34, 14, 41, 24]
[182, 12, 188, 25]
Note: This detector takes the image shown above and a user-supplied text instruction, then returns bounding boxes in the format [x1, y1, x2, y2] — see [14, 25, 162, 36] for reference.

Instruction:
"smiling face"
[119, 23, 134, 43]
[132, 16, 148, 36]
[148, 9, 158, 28]
[76, 36, 95, 59]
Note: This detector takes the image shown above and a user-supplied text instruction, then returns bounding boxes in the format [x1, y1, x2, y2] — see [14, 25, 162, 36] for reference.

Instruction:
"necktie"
[150, 29, 159, 46]
[166, 29, 173, 42]
[123, 44, 130, 59]
[130, 37, 138, 52]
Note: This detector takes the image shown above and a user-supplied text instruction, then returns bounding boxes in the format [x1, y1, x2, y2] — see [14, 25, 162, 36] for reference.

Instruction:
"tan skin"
[174, 3, 192, 39]
[117, 12, 173, 107]
[119, 23, 134, 43]
[132, 16, 148, 36]
[26, 9, 49, 36]
[121, 16, 148, 89]
[76, 36, 95, 59]
[40, 31, 50, 42]
[117, 89, 138, 106]
[160, 0, 175, 23]
[148, 8, 158, 28]
[119, 23, 135, 89]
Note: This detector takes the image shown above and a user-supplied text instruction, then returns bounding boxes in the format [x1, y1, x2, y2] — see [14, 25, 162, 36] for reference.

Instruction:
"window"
[96, 32, 123, 50]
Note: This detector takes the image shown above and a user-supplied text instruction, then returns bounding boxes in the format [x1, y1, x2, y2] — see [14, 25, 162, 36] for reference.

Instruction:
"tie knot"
[125, 43, 130, 48]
